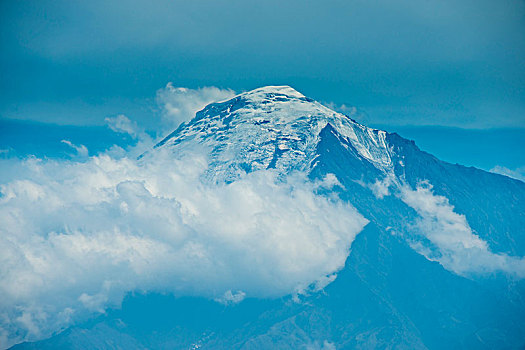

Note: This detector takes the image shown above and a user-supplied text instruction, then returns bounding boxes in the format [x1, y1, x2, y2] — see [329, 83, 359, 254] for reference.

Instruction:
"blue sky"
[0, 0, 524, 172]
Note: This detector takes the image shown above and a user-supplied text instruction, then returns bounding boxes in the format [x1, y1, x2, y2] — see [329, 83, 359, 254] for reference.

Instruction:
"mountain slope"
[13, 86, 525, 349]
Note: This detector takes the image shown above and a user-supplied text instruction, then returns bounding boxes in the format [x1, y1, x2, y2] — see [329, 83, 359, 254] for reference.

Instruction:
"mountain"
[153, 86, 393, 182]
[13, 86, 525, 349]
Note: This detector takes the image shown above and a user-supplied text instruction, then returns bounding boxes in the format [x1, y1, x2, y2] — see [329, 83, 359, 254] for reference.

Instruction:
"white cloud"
[369, 176, 395, 199]
[60, 140, 89, 158]
[215, 290, 246, 305]
[399, 181, 525, 278]
[0, 148, 367, 348]
[156, 83, 236, 132]
[105, 114, 142, 139]
[490, 165, 525, 182]
[104, 114, 156, 158]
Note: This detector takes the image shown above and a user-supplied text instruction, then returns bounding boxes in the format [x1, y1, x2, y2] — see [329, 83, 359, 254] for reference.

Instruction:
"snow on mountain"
[153, 86, 393, 182]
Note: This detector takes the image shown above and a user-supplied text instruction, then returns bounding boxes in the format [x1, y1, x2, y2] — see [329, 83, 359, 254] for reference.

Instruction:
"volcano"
[13, 86, 525, 349]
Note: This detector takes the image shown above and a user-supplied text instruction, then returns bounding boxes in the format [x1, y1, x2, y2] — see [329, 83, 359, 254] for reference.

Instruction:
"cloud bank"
[0, 148, 367, 347]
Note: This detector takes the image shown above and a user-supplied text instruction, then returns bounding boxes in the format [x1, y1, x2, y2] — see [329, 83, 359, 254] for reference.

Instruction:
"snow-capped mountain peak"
[155, 86, 393, 182]
[11, 85, 525, 350]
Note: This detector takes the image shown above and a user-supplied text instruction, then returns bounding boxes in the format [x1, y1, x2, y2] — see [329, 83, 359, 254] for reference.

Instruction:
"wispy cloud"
[60, 140, 89, 158]
[399, 181, 525, 278]
[490, 166, 525, 182]
[105, 114, 143, 139]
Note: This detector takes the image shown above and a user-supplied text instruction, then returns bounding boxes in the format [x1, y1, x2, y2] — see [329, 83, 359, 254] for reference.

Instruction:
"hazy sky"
[1, 0, 524, 128]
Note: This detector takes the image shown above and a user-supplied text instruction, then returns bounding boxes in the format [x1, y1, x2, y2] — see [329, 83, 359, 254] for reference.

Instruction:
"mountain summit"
[154, 85, 392, 182]
[153, 86, 525, 256]
[14, 86, 525, 349]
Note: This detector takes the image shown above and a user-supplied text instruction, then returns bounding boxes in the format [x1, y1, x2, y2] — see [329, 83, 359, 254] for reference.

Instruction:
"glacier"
[10, 86, 525, 349]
